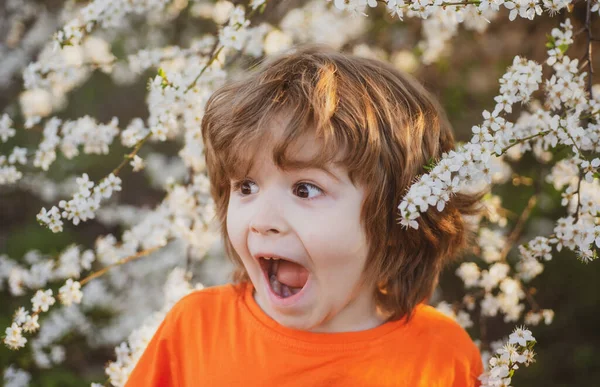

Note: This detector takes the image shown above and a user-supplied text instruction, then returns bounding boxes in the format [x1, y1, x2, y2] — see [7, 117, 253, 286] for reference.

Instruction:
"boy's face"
[226, 119, 386, 332]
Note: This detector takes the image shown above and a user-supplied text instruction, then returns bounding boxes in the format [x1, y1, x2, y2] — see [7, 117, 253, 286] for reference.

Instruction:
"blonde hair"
[201, 44, 486, 321]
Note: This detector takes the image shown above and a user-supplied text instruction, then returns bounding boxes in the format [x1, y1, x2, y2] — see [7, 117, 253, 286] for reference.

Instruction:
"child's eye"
[293, 182, 323, 200]
[231, 180, 323, 200]
[232, 180, 258, 196]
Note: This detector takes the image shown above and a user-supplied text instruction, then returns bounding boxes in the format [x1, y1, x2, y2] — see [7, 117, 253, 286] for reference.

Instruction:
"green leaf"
[423, 157, 437, 172]
[546, 33, 556, 49]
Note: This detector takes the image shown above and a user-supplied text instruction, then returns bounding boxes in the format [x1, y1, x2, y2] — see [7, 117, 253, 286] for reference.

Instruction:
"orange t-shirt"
[125, 281, 483, 387]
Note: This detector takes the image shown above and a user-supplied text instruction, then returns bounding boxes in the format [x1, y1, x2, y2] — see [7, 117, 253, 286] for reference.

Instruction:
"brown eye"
[295, 184, 309, 198]
[293, 182, 323, 200]
[240, 181, 252, 195]
[232, 180, 257, 196]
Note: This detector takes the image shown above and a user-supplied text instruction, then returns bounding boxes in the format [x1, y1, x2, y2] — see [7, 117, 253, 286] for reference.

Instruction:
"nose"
[250, 224, 279, 235]
[249, 190, 288, 236]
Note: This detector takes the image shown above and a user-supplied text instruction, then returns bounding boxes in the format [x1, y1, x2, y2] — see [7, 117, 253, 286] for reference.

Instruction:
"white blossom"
[31, 289, 56, 313]
[3, 365, 31, 387]
[22, 314, 40, 334]
[0, 114, 16, 142]
[509, 326, 535, 346]
[3, 323, 26, 350]
[456, 262, 481, 288]
[58, 279, 84, 306]
[130, 155, 145, 172]
[8, 147, 27, 165]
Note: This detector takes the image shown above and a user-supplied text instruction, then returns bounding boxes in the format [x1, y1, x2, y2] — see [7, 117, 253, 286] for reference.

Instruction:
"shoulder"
[409, 304, 483, 377]
[168, 282, 244, 317]
[412, 304, 475, 347]
[124, 283, 248, 387]
[150, 282, 247, 346]
[162, 282, 246, 330]
[409, 304, 483, 386]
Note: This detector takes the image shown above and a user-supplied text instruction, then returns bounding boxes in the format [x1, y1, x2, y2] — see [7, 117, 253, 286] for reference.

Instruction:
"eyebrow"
[289, 165, 342, 183]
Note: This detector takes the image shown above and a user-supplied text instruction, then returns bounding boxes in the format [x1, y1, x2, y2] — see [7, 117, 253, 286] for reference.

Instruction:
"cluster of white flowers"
[2, 0, 245, 382]
[452, 222, 561, 325]
[54, 0, 172, 48]
[0, 153, 24, 185]
[62, 116, 120, 157]
[335, 0, 573, 21]
[478, 326, 537, 387]
[24, 36, 115, 91]
[28, 301, 91, 369]
[1, 247, 93, 296]
[417, 4, 498, 64]
[398, 19, 600, 265]
[219, 5, 251, 50]
[3, 288, 56, 350]
[99, 174, 217, 256]
[396, 54, 543, 228]
[0, 114, 23, 184]
[277, 0, 366, 53]
[524, 308, 554, 326]
[4, 173, 218, 303]
[37, 172, 122, 232]
[0, 113, 16, 142]
[3, 177, 219, 364]
[0, 0, 60, 93]
[127, 36, 216, 75]
[27, 115, 120, 174]
[21, 37, 116, 127]
[6, 115, 111, 184]
[332, 1, 573, 63]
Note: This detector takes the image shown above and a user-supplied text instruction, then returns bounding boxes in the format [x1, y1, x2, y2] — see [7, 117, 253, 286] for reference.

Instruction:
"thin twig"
[573, 170, 584, 222]
[499, 195, 538, 262]
[110, 132, 152, 177]
[79, 245, 164, 286]
[523, 286, 541, 312]
[585, 0, 594, 98]
[499, 130, 551, 156]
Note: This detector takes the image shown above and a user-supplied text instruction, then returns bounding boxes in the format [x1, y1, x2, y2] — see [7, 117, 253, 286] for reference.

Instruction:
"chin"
[275, 314, 318, 331]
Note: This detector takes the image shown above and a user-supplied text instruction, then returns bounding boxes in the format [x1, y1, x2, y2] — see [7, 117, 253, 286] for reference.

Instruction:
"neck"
[252, 283, 390, 334]
[306, 285, 390, 333]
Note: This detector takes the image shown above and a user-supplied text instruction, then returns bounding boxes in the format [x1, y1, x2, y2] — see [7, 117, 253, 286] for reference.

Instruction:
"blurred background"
[1, 0, 600, 386]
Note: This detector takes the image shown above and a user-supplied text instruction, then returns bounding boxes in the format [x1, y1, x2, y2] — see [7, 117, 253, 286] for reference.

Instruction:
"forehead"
[228, 113, 347, 180]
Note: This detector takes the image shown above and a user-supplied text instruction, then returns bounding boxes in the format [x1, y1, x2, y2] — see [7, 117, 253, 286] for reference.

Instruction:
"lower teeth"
[269, 274, 300, 298]
[282, 285, 291, 298]
[270, 274, 281, 295]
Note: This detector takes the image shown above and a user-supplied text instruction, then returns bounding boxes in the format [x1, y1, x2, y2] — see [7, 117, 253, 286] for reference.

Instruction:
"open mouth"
[258, 257, 309, 299]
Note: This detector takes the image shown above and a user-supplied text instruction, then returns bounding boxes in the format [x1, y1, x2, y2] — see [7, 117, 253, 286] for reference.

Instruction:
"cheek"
[226, 202, 247, 257]
[302, 207, 368, 267]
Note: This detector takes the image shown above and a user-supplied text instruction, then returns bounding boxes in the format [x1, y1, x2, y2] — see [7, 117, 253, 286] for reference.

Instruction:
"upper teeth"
[262, 256, 279, 260]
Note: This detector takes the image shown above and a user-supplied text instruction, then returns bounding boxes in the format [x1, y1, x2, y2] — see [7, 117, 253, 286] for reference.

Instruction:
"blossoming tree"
[1, 0, 599, 386]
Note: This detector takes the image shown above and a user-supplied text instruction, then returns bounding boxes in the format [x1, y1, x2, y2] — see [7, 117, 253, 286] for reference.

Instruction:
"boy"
[125, 44, 485, 386]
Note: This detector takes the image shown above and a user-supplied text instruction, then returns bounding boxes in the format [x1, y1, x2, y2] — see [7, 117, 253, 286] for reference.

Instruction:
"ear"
[377, 279, 389, 295]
